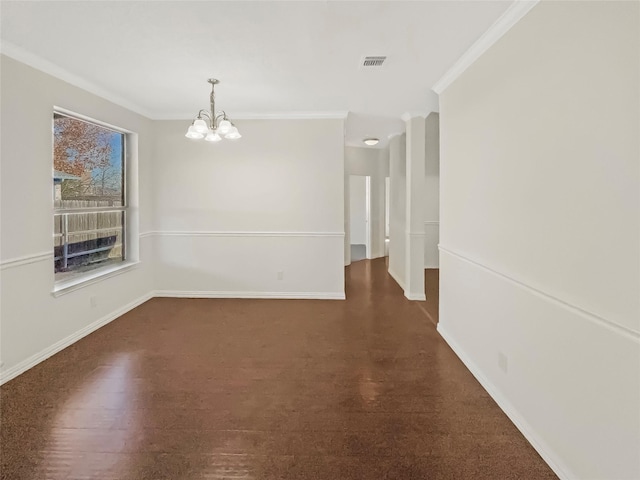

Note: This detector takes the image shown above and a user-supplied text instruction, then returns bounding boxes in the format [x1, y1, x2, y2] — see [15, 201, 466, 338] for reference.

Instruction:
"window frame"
[52, 108, 138, 296]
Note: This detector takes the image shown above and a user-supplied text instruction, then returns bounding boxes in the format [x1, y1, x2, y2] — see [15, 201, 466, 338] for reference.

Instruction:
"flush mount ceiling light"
[363, 138, 380, 146]
[185, 78, 241, 142]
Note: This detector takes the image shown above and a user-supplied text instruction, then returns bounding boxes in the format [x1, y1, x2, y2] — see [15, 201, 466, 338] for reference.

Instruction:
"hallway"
[0, 259, 555, 479]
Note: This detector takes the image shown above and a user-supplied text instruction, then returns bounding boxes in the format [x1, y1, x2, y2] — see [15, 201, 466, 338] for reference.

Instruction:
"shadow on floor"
[417, 268, 440, 326]
[350, 244, 366, 262]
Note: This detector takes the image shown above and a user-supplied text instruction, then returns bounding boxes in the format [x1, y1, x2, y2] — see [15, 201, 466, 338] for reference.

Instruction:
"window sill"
[52, 261, 140, 297]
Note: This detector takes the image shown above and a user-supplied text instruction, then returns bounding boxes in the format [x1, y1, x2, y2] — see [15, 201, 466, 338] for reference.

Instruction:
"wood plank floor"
[0, 258, 556, 479]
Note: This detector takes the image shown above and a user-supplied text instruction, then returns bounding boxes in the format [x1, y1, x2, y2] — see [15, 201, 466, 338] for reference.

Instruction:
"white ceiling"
[0, 0, 512, 148]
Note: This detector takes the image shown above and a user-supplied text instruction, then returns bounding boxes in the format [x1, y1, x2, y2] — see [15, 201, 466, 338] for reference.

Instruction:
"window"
[53, 112, 127, 283]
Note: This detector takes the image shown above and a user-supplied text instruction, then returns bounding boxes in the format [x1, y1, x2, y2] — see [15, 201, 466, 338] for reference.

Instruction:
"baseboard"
[405, 292, 426, 301]
[0, 292, 153, 385]
[153, 290, 346, 300]
[388, 268, 406, 291]
[388, 269, 425, 301]
[0, 289, 345, 384]
[437, 323, 571, 480]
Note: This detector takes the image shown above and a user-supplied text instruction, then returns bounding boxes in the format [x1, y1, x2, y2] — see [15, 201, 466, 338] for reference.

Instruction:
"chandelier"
[185, 78, 241, 142]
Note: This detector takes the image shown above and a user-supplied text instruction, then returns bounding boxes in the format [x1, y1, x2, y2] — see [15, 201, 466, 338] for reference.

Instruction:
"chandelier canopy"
[185, 78, 241, 142]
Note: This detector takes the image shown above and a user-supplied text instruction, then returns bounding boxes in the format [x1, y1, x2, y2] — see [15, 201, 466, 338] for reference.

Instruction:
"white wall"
[424, 112, 439, 268]
[0, 55, 155, 382]
[344, 146, 389, 260]
[349, 176, 367, 245]
[385, 177, 390, 239]
[344, 170, 351, 266]
[404, 115, 426, 300]
[152, 119, 345, 299]
[438, 2, 639, 479]
[388, 134, 406, 288]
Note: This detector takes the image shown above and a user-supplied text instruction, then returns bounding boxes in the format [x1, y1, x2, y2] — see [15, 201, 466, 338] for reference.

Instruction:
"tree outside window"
[53, 112, 126, 281]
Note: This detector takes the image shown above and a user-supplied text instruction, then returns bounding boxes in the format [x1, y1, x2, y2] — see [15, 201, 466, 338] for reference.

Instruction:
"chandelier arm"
[197, 110, 215, 129]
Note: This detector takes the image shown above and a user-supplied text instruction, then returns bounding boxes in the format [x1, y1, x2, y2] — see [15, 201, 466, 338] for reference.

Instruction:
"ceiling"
[0, 0, 512, 148]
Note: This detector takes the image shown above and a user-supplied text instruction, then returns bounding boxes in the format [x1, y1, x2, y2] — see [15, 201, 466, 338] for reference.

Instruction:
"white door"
[348, 175, 371, 260]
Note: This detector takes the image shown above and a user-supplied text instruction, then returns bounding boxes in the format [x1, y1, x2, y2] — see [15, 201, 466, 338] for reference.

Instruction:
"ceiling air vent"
[362, 56, 386, 67]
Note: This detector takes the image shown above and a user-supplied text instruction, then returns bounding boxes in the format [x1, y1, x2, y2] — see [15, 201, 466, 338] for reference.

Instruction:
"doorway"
[349, 175, 371, 262]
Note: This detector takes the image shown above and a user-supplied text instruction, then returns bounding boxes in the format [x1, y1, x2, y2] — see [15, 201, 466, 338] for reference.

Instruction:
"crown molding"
[432, 0, 539, 94]
[233, 111, 349, 120]
[1, 43, 348, 122]
[387, 132, 405, 140]
[157, 111, 349, 121]
[400, 111, 429, 122]
[0, 41, 154, 119]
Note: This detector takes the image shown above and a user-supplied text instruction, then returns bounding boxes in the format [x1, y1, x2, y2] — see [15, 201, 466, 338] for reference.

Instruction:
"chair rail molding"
[439, 245, 639, 341]
[0, 251, 52, 270]
[150, 231, 344, 238]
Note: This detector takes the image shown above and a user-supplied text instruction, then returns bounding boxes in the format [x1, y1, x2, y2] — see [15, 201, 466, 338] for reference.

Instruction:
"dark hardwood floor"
[0, 258, 556, 479]
[418, 268, 440, 327]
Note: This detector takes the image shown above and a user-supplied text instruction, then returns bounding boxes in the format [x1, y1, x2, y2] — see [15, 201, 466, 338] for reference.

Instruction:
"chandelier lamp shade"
[185, 78, 241, 142]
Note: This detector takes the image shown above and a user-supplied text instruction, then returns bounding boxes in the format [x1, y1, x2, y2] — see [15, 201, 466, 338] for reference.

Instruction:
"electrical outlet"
[277, 271, 284, 281]
[498, 352, 508, 374]
[90, 296, 98, 308]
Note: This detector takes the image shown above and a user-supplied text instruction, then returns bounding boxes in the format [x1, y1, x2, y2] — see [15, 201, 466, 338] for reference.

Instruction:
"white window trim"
[52, 260, 141, 297]
[51, 107, 140, 296]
